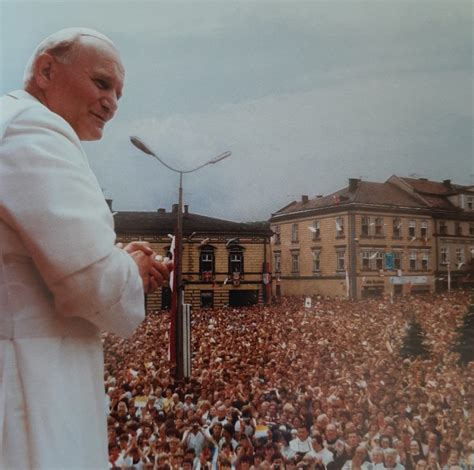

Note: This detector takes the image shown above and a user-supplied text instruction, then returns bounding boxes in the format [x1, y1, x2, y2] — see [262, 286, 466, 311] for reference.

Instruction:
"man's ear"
[34, 53, 57, 90]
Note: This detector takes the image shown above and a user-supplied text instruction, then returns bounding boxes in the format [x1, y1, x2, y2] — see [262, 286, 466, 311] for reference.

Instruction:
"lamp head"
[209, 151, 231, 164]
[130, 136, 156, 156]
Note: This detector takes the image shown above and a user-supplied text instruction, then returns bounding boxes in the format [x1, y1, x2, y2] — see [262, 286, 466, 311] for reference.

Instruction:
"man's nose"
[101, 94, 118, 119]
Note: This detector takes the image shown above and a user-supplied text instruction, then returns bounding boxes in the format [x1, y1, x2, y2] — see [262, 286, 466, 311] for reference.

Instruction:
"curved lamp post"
[130, 136, 231, 379]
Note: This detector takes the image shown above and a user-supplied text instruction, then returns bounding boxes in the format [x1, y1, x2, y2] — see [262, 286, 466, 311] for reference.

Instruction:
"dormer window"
[466, 196, 474, 210]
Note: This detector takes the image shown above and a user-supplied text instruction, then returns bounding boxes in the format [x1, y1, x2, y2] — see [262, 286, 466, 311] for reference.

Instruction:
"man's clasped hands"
[117, 242, 174, 294]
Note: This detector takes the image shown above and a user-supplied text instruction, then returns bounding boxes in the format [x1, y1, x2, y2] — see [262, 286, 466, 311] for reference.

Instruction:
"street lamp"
[130, 136, 231, 379]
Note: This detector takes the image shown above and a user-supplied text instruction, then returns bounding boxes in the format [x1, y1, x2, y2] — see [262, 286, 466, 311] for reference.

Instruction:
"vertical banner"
[182, 304, 191, 378]
[385, 252, 394, 270]
[169, 232, 177, 362]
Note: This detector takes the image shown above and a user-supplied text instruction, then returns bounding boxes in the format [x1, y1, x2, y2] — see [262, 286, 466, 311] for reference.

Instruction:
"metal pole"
[175, 172, 184, 379]
[448, 261, 451, 293]
[129, 137, 230, 380]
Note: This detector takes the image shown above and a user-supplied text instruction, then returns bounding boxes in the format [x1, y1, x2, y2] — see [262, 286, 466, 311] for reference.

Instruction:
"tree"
[452, 293, 474, 365]
[400, 318, 431, 359]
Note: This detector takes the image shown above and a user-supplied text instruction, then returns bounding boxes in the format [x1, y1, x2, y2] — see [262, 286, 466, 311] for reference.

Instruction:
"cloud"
[2, 0, 471, 222]
[89, 62, 471, 221]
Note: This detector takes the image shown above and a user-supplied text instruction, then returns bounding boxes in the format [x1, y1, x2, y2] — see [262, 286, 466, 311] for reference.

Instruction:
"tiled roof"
[400, 177, 455, 195]
[273, 181, 424, 216]
[353, 181, 423, 207]
[114, 210, 271, 236]
[400, 177, 474, 195]
[398, 177, 474, 210]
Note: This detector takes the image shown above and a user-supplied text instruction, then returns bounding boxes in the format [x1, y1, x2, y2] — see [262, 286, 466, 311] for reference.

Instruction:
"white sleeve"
[0, 101, 144, 337]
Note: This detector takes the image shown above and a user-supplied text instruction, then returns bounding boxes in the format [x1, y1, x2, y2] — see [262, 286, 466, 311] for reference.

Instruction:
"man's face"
[325, 426, 337, 441]
[385, 453, 397, 467]
[297, 427, 308, 441]
[42, 36, 124, 141]
[348, 432, 359, 447]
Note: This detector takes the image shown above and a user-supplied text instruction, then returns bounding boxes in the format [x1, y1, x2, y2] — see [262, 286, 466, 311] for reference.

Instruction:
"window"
[375, 217, 384, 236]
[361, 216, 370, 236]
[200, 290, 214, 308]
[291, 223, 299, 242]
[409, 251, 417, 270]
[362, 251, 371, 270]
[200, 247, 215, 280]
[439, 221, 447, 235]
[228, 248, 243, 274]
[455, 222, 462, 236]
[291, 252, 299, 273]
[470, 223, 474, 236]
[470, 246, 474, 261]
[312, 250, 321, 272]
[312, 220, 320, 239]
[467, 196, 474, 210]
[408, 220, 416, 238]
[421, 252, 429, 271]
[456, 248, 465, 264]
[393, 218, 402, 238]
[274, 225, 281, 244]
[376, 251, 384, 270]
[336, 250, 345, 271]
[394, 251, 402, 270]
[420, 221, 428, 238]
[336, 217, 344, 237]
[274, 252, 281, 273]
[440, 247, 448, 264]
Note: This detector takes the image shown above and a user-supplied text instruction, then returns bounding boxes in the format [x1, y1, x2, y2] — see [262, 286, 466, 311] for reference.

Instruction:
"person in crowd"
[98, 293, 472, 470]
[308, 434, 335, 467]
[290, 426, 313, 456]
[342, 445, 373, 470]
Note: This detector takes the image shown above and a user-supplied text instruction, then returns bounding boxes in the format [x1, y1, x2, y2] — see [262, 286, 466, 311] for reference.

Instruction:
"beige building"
[388, 176, 474, 291]
[270, 177, 474, 299]
[112, 202, 272, 310]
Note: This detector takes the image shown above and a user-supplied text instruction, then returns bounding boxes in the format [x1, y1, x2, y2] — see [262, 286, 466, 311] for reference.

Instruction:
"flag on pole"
[345, 270, 350, 298]
[169, 235, 176, 291]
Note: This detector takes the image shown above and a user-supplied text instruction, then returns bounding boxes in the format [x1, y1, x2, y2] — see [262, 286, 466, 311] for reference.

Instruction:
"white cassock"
[0, 90, 145, 469]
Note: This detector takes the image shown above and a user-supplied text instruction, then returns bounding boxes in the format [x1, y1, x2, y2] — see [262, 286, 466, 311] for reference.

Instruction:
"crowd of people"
[103, 292, 474, 470]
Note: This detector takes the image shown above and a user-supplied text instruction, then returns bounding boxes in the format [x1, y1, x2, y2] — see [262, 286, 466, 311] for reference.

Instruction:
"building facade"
[113, 203, 272, 310]
[270, 177, 474, 300]
[388, 176, 474, 291]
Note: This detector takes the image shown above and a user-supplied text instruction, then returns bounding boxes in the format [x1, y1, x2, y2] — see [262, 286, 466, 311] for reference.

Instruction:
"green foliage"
[400, 319, 431, 359]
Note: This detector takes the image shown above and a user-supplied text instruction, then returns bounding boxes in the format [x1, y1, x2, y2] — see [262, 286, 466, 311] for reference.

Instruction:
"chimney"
[348, 178, 360, 193]
[105, 198, 113, 211]
[184, 205, 189, 214]
[172, 204, 179, 213]
[301, 195, 309, 203]
[443, 179, 452, 188]
[316, 194, 323, 198]
[157, 208, 166, 214]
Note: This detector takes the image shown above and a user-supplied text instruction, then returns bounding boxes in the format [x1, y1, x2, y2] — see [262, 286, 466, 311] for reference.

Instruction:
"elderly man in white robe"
[0, 28, 172, 468]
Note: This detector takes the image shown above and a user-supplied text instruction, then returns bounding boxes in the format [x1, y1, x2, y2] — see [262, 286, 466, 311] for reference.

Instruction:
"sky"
[1, 0, 472, 222]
